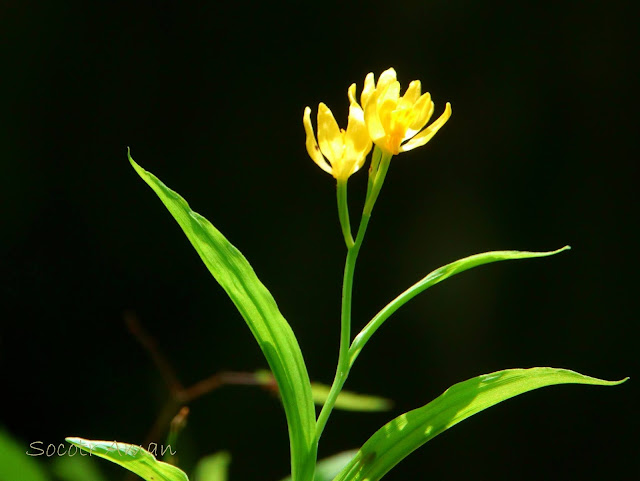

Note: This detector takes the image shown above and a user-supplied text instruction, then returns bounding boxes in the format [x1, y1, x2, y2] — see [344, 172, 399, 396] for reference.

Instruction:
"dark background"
[1, 1, 637, 480]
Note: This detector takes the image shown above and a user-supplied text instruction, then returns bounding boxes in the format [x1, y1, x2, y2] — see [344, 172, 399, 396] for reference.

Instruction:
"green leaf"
[52, 454, 107, 481]
[65, 438, 188, 481]
[333, 368, 627, 481]
[129, 153, 316, 481]
[193, 451, 230, 481]
[0, 428, 51, 481]
[310, 384, 392, 412]
[349, 247, 570, 366]
[280, 450, 357, 481]
[254, 370, 392, 412]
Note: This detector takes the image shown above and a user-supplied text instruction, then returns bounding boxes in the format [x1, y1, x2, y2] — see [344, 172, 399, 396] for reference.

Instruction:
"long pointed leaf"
[65, 438, 188, 481]
[129, 153, 316, 481]
[333, 368, 627, 481]
[349, 248, 570, 366]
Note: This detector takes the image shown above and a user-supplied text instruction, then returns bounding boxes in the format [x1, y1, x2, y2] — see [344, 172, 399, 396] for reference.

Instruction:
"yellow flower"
[358, 68, 452, 155]
[304, 84, 373, 180]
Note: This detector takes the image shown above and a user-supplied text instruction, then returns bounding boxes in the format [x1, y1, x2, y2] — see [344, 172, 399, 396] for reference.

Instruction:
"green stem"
[364, 151, 392, 216]
[365, 146, 383, 202]
[315, 213, 369, 441]
[315, 150, 393, 442]
[337, 179, 355, 248]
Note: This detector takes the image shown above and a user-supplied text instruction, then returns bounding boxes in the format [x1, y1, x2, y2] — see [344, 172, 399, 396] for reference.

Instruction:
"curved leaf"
[129, 153, 316, 481]
[333, 368, 627, 481]
[65, 438, 188, 481]
[349, 247, 570, 366]
[310, 383, 392, 412]
[254, 370, 392, 412]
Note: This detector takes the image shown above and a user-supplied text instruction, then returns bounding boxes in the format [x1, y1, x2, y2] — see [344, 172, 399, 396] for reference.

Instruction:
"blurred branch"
[124, 311, 272, 448]
[125, 311, 184, 394]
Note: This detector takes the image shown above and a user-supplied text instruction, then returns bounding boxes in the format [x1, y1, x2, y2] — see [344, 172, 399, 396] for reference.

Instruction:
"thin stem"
[315, 214, 370, 440]
[315, 150, 393, 442]
[337, 178, 355, 248]
[364, 151, 392, 216]
[365, 146, 383, 203]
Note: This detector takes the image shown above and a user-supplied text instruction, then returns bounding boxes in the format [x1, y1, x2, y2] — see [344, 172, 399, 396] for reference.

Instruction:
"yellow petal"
[377, 81, 401, 132]
[364, 88, 386, 143]
[361, 72, 375, 108]
[347, 83, 358, 106]
[303, 107, 333, 175]
[344, 102, 372, 175]
[404, 93, 433, 140]
[317, 103, 343, 163]
[376, 68, 397, 92]
[399, 80, 421, 109]
[400, 102, 452, 152]
[380, 80, 401, 104]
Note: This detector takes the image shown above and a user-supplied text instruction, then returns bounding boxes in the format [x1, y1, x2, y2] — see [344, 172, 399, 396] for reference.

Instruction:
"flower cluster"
[304, 68, 451, 180]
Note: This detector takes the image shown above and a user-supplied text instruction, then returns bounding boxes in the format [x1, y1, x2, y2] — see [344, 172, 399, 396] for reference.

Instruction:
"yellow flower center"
[385, 107, 415, 154]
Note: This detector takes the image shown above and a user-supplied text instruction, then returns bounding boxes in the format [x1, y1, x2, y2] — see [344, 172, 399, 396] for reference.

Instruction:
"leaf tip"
[588, 374, 629, 386]
[127, 148, 147, 179]
[127, 147, 136, 165]
[555, 245, 571, 254]
[542, 245, 571, 257]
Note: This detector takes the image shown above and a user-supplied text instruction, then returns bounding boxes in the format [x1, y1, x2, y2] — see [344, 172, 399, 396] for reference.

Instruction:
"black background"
[1, 1, 637, 480]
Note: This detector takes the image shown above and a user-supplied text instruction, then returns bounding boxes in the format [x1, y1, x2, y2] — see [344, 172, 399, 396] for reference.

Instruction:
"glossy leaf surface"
[350, 247, 570, 366]
[65, 438, 188, 481]
[129, 154, 316, 481]
[334, 368, 626, 481]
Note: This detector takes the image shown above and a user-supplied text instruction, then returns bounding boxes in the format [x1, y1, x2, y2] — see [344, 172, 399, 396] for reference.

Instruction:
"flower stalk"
[306, 67, 451, 446]
[315, 147, 392, 442]
[315, 209, 371, 441]
[337, 179, 354, 249]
